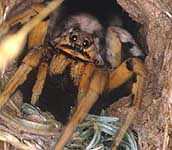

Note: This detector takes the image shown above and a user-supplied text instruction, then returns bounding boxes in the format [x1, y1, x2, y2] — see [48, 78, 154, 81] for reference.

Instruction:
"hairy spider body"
[0, 4, 145, 150]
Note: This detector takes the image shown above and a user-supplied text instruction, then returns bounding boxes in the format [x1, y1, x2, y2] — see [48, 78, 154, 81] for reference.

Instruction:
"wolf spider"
[0, 3, 145, 150]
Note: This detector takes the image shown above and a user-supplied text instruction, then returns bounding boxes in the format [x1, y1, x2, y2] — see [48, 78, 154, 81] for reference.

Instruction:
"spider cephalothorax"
[0, 4, 146, 150]
[49, 28, 103, 86]
[48, 13, 105, 87]
[55, 28, 102, 63]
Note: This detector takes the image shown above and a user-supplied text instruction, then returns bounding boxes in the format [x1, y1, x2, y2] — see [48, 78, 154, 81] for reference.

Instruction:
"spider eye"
[82, 40, 90, 48]
[70, 35, 77, 42]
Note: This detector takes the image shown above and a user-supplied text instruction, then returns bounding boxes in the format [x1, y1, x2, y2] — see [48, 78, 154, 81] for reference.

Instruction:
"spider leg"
[0, 48, 42, 109]
[77, 63, 95, 101]
[55, 68, 108, 150]
[106, 26, 122, 68]
[31, 61, 48, 105]
[106, 58, 145, 150]
[28, 20, 49, 49]
[112, 73, 144, 150]
[27, 17, 50, 105]
[0, 18, 49, 109]
[107, 58, 145, 90]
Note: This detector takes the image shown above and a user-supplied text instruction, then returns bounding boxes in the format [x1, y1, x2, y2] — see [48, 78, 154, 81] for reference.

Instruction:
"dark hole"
[19, 0, 145, 124]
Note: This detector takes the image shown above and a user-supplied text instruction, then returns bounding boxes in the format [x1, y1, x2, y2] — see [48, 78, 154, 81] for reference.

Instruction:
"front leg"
[0, 17, 49, 108]
[54, 69, 108, 150]
[107, 57, 145, 90]
[107, 57, 145, 149]
[0, 48, 42, 109]
[112, 72, 145, 150]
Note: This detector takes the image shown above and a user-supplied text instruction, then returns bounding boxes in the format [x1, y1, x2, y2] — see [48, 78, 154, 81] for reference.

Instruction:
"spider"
[0, 3, 145, 150]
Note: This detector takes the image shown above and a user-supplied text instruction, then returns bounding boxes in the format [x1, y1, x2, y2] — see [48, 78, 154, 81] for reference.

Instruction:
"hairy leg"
[31, 61, 48, 105]
[55, 68, 108, 150]
[112, 74, 145, 149]
[0, 47, 42, 109]
[106, 57, 145, 149]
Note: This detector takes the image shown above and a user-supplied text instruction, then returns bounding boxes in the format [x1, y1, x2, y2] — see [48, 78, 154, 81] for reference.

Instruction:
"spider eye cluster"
[82, 40, 90, 48]
[70, 35, 78, 42]
[69, 33, 91, 49]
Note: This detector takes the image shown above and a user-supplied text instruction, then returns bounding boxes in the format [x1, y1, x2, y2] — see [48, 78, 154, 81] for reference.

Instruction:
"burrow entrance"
[19, 0, 147, 123]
